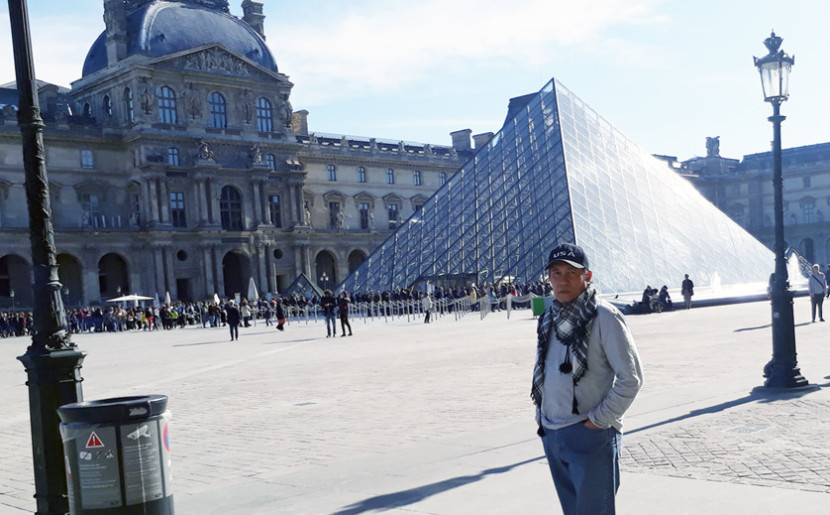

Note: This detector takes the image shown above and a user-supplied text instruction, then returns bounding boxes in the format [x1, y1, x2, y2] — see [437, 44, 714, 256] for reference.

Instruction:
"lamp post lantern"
[8, 0, 85, 512]
[319, 272, 330, 290]
[754, 31, 809, 389]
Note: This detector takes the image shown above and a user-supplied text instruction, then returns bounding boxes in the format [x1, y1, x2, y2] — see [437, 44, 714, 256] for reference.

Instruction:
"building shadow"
[331, 456, 543, 515]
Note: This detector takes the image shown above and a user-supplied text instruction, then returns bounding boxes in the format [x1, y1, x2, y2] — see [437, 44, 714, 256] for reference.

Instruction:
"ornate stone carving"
[706, 136, 720, 158]
[186, 83, 202, 119]
[196, 139, 216, 163]
[184, 48, 250, 77]
[138, 77, 152, 115]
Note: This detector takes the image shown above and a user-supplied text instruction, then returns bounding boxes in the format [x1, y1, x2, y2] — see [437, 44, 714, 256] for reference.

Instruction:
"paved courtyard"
[1, 298, 830, 514]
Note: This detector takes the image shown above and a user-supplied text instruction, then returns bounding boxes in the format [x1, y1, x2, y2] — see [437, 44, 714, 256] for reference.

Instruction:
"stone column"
[259, 181, 268, 225]
[286, 183, 296, 227]
[197, 179, 209, 226]
[148, 179, 160, 225]
[293, 245, 302, 279]
[215, 247, 226, 298]
[203, 245, 215, 298]
[251, 181, 262, 227]
[82, 250, 99, 305]
[153, 245, 165, 296]
[295, 185, 304, 224]
[159, 180, 171, 225]
[262, 244, 272, 292]
[300, 243, 311, 278]
[164, 245, 175, 299]
[141, 179, 152, 228]
[209, 180, 221, 227]
[257, 243, 267, 294]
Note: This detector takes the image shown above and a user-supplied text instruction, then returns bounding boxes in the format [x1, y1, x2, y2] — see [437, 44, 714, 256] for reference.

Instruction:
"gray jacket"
[536, 299, 643, 432]
[808, 272, 826, 295]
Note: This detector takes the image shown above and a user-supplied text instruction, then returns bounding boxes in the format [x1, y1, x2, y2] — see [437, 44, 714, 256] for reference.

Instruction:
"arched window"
[83, 103, 91, 116]
[124, 87, 134, 122]
[157, 86, 177, 124]
[256, 97, 273, 132]
[220, 186, 243, 231]
[209, 92, 227, 128]
[168, 147, 180, 166]
[102, 95, 112, 116]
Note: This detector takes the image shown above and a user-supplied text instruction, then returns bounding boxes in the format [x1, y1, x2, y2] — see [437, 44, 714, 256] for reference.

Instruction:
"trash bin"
[58, 395, 174, 514]
[531, 297, 546, 316]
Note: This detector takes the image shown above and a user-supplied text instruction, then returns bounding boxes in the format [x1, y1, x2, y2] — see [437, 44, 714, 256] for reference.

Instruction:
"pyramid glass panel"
[341, 78, 773, 295]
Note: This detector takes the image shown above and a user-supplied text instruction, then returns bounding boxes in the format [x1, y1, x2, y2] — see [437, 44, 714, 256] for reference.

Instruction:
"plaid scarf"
[531, 285, 598, 412]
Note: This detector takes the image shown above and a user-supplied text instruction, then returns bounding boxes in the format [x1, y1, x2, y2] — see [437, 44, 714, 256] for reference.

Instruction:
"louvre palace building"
[0, 0, 482, 308]
[677, 138, 830, 269]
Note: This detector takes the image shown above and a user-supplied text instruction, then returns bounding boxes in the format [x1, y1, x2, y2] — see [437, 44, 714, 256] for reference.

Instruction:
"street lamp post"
[754, 31, 809, 389]
[10, 289, 15, 311]
[319, 272, 330, 290]
[8, 1, 85, 513]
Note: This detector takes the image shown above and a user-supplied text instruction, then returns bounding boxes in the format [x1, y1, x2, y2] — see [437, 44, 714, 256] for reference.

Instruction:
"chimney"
[291, 109, 309, 136]
[473, 132, 494, 150]
[103, 0, 128, 66]
[242, 0, 266, 39]
[450, 129, 472, 152]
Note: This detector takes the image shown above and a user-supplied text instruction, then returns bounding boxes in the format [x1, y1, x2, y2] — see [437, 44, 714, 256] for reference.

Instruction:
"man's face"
[548, 262, 591, 304]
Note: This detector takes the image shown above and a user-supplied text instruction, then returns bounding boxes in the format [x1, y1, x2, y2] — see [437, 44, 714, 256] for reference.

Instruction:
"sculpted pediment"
[152, 45, 284, 83]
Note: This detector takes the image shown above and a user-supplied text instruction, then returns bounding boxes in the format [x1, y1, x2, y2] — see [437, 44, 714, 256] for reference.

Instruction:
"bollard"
[58, 395, 174, 514]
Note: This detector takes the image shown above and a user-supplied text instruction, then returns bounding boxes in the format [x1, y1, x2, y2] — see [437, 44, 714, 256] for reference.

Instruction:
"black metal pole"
[8, 0, 85, 513]
[765, 99, 808, 388]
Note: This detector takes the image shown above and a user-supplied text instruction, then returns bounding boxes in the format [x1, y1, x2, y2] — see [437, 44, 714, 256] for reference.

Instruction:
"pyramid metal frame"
[341, 78, 774, 295]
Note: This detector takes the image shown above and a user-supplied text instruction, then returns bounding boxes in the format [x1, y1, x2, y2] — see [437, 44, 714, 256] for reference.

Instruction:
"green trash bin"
[58, 395, 174, 514]
[532, 297, 548, 316]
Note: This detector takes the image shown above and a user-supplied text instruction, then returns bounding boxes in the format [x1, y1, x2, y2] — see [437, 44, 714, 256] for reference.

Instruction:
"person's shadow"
[331, 456, 543, 515]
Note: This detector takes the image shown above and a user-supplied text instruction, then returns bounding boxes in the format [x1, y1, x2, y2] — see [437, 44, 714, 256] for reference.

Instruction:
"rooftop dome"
[82, 1, 277, 77]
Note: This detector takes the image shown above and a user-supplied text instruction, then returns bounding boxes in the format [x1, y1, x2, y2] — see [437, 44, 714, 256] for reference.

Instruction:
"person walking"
[681, 274, 694, 310]
[422, 292, 433, 324]
[337, 291, 353, 337]
[808, 264, 826, 322]
[275, 298, 286, 331]
[321, 289, 337, 337]
[226, 300, 241, 341]
[240, 299, 252, 327]
[531, 243, 643, 515]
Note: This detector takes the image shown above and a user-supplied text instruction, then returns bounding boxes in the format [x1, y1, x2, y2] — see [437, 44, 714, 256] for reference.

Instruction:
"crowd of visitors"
[0, 280, 550, 339]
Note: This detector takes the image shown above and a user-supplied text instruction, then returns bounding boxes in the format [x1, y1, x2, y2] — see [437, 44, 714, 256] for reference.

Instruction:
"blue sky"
[1, 0, 829, 161]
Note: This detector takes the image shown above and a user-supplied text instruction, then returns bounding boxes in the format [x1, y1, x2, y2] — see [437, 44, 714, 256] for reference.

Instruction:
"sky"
[1, 0, 829, 161]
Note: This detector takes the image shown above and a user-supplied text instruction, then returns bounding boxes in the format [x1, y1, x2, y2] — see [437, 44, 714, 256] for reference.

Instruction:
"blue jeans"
[540, 422, 621, 515]
[325, 314, 337, 336]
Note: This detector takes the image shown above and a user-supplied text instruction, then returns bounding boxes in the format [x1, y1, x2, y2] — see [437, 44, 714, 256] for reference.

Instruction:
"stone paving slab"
[1, 298, 830, 514]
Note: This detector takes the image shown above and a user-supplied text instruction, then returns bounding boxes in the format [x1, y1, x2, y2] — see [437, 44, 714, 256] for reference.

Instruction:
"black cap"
[545, 243, 589, 270]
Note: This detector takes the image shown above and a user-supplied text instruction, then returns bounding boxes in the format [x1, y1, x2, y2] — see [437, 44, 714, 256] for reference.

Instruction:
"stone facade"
[0, 0, 474, 308]
[678, 139, 830, 267]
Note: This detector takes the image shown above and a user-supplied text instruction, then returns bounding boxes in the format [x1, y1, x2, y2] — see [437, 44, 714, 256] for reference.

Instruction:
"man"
[531, 243, 643, 514]
[808, 264, 826, 322]
[422, 292, 433, 323]
[225, 300, 241, 341]
[681, 274, 694, 310]
[320, 290, 337, 337]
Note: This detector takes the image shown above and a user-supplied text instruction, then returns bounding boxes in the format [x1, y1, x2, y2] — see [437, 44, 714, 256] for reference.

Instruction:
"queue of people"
[0, 279, 550, 341]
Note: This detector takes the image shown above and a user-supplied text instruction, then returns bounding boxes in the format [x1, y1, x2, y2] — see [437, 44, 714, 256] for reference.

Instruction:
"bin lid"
[58, 395, 168, 424]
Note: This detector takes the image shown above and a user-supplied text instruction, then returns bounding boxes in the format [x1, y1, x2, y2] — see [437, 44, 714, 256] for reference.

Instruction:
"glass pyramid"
[341, 78, 774, 296]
